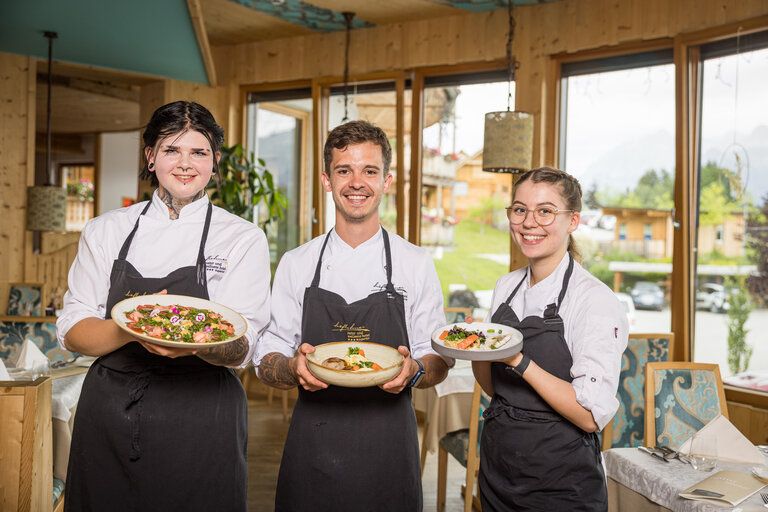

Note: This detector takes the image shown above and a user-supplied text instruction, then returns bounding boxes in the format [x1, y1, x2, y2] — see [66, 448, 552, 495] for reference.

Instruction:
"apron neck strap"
[545, 254, 575, 317]
[381, 228, 395, 291]
[504, 253, 575, 315]
[310, 227, 394, 290]
[504, 272, 528, 305]
[311, 230, 333, 288]
[196, 202, 214, 286]
[118, 200, 153, 261]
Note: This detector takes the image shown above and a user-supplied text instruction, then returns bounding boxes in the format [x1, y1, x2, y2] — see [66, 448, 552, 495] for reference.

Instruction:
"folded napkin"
[679, 414, 765, 464]
[0, 358, 10, 380]
[10, 338, 50, 373]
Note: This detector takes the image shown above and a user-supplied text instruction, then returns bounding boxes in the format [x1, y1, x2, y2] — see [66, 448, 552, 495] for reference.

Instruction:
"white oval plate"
[752, 466, 768, 482]
[111, 294, 247, 348]
[431, 322, 523, 361]
[306, 341, 404, 388]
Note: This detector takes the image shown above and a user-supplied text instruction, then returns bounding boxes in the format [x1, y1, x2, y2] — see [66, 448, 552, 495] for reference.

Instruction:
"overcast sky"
[424, 49, 768, 201]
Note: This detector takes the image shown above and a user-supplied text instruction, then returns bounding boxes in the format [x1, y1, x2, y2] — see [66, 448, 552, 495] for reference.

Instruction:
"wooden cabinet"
[0, 376, 53, 512]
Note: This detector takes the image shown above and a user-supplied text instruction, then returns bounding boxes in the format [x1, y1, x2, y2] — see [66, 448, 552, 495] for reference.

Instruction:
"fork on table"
[761, 492, 768, 508]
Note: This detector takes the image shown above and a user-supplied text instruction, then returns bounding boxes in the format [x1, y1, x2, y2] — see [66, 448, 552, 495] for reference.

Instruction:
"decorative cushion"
[53, 477, 65, 504]
[652, 369, 723, 448]
[7, 285, 42, 316]
[440, 429, 469, 467]
[0, 320, 77, 362]
[610, 336, 671, 448]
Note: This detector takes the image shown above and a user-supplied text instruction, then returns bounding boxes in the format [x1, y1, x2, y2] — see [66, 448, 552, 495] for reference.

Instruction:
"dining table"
[604, 447, 768, 511]
[412, 360, 476, 461]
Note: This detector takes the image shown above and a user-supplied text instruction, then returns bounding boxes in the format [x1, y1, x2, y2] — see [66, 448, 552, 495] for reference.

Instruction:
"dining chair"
[444, 307, 472, 324]
[601, 333, 674, 450]
[644, 362, 727, 449]
[437, 382, 490, 512]
[7, 283, 43, 316]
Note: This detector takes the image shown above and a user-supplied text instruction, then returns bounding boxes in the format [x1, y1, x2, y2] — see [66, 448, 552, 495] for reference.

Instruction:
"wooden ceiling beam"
[37, 74, 140, 103]
[187, 0, 218, 87]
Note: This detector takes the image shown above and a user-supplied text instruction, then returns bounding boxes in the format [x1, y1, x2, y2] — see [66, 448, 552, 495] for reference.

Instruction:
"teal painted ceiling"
[0, 0, 553, 85]
[0, 0, 209, 84]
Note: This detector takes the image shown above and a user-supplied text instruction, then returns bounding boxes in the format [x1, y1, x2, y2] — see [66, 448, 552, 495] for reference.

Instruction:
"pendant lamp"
[481, 1, 533, 174]
[27, 31, 67, 235]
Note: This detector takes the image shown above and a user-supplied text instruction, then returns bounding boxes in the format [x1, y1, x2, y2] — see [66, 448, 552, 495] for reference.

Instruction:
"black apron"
[479, 255, 607, 512]
[65, 201, 248, 512]
[275, 229, 422, 512]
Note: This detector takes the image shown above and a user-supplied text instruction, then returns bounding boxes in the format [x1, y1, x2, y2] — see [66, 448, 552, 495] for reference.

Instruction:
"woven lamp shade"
[27, 186, 67, 231]
[482, 111, 534, 174]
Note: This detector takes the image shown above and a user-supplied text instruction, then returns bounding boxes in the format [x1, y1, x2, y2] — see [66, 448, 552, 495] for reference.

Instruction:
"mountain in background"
[577, 125, 768, 204]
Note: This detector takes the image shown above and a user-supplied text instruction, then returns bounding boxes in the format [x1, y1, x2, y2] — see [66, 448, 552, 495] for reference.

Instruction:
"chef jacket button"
[326, 264, 331, 270]
[591, 377, 596, 382]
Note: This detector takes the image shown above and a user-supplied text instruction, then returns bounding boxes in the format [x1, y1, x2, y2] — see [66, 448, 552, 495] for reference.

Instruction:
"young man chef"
[255, 120, 452, 511]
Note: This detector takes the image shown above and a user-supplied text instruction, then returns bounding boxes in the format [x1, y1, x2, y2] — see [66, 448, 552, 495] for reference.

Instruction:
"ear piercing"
[148, 163, 154, 170]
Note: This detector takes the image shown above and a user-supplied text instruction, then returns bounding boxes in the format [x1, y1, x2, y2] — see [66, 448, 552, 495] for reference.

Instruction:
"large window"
[322, 81, 411, 236]
[246, 89, 313, 268]
[694, 30, 768, 388]
[419, 71, 511, 318]
[559, 49, 676, 332]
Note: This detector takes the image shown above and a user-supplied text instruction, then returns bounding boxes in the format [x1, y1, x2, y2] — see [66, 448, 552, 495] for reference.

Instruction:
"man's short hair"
[323, 120, 392, 174]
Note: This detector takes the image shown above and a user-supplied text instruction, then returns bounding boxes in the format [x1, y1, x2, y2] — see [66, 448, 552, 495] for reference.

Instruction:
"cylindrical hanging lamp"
[27, 30, 67, 237]
[481, 0, 533, 174]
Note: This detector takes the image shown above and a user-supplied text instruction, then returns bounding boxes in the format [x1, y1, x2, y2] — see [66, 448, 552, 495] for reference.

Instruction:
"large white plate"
[431, 322, 523, 361]
[111, 294, 247, 348]
[306, 341, 404, 388]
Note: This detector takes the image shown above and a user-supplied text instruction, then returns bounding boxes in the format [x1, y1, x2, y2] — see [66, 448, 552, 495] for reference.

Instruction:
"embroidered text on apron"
[275, 228, 422, 512]
[65, 201, 248, 512]
[479, 255, 607, 512]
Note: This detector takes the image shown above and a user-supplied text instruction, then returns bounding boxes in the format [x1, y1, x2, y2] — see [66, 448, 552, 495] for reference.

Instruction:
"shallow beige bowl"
[306, 341, 404, 388]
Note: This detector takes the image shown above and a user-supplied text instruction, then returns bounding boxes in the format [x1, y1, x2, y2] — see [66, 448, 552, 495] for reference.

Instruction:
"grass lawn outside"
[431, 220, 511, 301]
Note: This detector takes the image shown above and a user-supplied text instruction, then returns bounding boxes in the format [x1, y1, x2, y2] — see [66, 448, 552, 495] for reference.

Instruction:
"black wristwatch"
[506, 353, 531, 377]
[408, 358, 425, 388]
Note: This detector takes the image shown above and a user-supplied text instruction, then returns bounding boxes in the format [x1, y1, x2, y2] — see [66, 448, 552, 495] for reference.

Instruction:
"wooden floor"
[246, 395, 471, 512]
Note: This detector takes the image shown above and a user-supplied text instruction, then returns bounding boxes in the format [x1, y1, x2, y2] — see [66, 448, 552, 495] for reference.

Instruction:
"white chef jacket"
[56, 191, 271, 368]
[254, 227, 452, 368]
[486, 252, 628, 431]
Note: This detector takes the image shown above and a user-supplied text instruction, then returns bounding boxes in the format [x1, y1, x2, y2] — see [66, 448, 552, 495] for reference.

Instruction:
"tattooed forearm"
[158, 186, 206, 220]
[257, 352, 298, 389]
[196, 336, 248, 367]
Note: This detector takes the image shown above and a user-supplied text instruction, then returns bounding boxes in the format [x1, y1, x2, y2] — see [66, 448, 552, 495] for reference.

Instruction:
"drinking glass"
[687, 433, 718, 472]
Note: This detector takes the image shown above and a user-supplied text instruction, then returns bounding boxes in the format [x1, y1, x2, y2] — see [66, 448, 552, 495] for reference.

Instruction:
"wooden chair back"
[444, 307, 472, 324]
[644, 362, 727, 449]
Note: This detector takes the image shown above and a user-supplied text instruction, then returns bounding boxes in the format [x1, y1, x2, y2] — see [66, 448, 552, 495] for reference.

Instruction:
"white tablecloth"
[413, 361, 476, 453]
[604, 447, 768, 511]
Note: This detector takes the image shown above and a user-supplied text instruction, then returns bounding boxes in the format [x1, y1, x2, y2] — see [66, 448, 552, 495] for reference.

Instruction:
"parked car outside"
[695, 283, 731, 313]
[629, 281, 665, 311]
[615, 292, 636, 331]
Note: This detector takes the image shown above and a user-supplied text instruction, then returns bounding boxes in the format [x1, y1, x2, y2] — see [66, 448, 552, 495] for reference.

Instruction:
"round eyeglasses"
[505, 206, 576, 226]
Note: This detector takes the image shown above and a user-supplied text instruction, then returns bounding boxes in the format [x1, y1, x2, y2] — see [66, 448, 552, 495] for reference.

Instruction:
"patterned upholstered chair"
[644, 362, 727, 449]
[444, 307, 472, 324]
[437, 382, 490, 512]
[7, 283, 43, 316]
[601, 333, 674, 450]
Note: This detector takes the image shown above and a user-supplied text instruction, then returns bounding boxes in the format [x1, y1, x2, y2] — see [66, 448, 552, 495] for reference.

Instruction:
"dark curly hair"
[323, 120, 392, 175]
[140, 101, 224, 187]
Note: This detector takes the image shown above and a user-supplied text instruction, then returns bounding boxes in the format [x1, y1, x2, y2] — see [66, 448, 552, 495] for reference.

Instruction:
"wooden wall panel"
[727, 401, 768, 446]
[213, 0, 768, 89]
[0, 54, 35, 298]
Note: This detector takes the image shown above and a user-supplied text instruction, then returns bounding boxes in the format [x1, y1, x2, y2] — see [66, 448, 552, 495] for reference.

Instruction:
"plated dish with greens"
[431, 322, 523, 361]
[111, 294, 246, 348]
